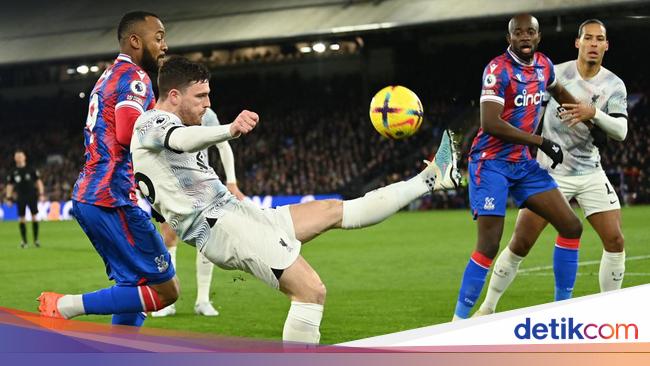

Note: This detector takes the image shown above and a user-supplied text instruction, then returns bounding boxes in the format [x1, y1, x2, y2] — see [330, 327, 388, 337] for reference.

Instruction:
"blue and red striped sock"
[553, 236, 580, 301]
[454, 251, 493, 319]
[82, 285, 163, 319]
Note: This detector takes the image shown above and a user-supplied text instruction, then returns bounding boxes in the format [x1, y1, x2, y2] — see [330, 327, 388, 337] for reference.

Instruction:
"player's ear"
[604, 40, 609, 52]
[575, 37, 580, 49]
[129, 34, 141, 50]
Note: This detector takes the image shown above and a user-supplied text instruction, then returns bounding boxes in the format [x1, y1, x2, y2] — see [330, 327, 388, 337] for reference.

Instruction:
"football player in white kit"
[476, 19, 628, 316]
[131, 55, 459, 343]
[151, 107, 245, 318]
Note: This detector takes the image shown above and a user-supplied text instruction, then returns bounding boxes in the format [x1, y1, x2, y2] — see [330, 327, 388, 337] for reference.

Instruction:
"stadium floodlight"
[331, 22, 395, 34]
[79, 92, 86, 98]
[90, 65, 100, 72]
[299, 46, 312, 53]
[76, 65, 89, 74]
[66, 68, 76, 75]
[312, 42, 326, 53]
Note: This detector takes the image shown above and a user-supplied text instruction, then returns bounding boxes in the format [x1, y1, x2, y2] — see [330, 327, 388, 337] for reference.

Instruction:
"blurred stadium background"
[1, 0, 649, 343]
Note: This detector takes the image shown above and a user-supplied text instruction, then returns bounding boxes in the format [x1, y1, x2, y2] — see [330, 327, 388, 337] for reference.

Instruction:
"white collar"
[507, 47, 534, 66]
[116, 53, 135, 64]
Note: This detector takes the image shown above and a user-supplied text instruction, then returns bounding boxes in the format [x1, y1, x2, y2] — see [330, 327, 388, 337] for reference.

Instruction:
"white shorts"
[551, 170, 621, 218]
[200, 200, 301, 289]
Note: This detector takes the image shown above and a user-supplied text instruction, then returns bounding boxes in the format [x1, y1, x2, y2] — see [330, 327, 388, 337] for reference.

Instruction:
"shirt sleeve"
[201, 108, 221, 127]
[136, 113, 184, 151]
[480, 61, 508, 105]
[546, 57, 557, 89]
[115, 68, 153, 114]
[606, 80, 628, 118]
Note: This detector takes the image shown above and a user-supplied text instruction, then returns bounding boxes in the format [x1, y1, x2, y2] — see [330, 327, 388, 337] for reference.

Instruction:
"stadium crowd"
[1, 49, 649, 210]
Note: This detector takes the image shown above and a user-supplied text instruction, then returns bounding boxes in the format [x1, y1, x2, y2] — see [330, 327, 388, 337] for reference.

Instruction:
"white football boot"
[194, 302, 219, 316]
[151, 304, 176, 317]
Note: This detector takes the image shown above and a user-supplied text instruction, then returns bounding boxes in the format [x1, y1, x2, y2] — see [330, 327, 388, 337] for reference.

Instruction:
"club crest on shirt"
[155, 254, 169, 272]
[536, 69, 545, 81]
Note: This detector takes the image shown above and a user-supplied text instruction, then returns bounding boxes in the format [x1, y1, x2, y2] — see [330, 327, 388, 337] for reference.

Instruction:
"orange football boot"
[37, 292, 65, 318]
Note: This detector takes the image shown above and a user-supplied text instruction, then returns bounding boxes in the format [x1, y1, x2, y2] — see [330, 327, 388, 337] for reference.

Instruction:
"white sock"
[57, 294, 85, 319]
[480, 247, 524, 313]
[599, 250, 625, 292]
[282, 301, 324, 345]
[168, 246, 177, 271]
[341, 177, 428, 229]
[196, 250, 214, 304]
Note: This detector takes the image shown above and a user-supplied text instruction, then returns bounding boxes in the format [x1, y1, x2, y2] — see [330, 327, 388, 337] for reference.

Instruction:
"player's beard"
[179, 104, 202, 125]
[141, 47, 161, 74]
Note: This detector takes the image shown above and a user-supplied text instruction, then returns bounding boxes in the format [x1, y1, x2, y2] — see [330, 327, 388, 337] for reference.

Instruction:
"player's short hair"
[158, 56, 211, 99]
[117, 11, 160, 42]
[578, 19, 606, 38]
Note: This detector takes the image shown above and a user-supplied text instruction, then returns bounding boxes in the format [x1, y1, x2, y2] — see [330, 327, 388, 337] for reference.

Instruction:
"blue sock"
[82, 285, 149, 314]
[553, 240, 579, 301]
[454, 252, 492, 318]
[112, 312, 147, 327]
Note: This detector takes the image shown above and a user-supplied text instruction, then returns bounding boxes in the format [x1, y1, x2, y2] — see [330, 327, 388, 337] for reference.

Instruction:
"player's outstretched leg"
[339, 130, 459, 230]
[38, 203, 180, 326]
[38, 278, 179, 322]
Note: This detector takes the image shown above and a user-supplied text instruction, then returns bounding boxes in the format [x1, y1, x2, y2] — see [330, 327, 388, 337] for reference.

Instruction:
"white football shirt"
[131, 109, 237, 250]
[538, 60, 627, 176]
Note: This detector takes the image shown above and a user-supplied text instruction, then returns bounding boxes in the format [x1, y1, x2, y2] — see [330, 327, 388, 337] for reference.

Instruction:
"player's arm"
[5, 182, 14, 203]
[548, 82, 597, 128]
[115, 107, 142, 146]
[166, 110, 258, 153]
[560, 85, 628, 141]
[36, 178, 45, 200]
[215, 141, 245, 200]
[480, 101, 542, 146]
[115, 70, 152, 146]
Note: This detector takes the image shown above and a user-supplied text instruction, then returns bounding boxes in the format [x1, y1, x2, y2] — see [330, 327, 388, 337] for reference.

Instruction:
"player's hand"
[226, 183, 246, 201]
[229, 110, 259, 137]
[559, 103, 596, 127]
[538, 137, 563, 169]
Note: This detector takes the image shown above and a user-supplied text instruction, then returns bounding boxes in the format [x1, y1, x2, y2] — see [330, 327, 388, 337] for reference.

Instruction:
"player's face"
[139, 17, 168, 73]
[178, 81, 211, 125]
[14, 152, 26, 166]
[576, 23, 608, 66]
[507, 17, 540, 62]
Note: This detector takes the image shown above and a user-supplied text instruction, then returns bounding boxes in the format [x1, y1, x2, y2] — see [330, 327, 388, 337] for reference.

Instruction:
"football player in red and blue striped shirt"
[38, 11, 179, 327]
[453, 14, 596, 320]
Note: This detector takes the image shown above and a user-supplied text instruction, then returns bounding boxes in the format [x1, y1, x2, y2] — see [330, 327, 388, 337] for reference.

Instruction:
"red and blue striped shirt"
[470, 47, 556, 162]
[73, 54, 155, 207]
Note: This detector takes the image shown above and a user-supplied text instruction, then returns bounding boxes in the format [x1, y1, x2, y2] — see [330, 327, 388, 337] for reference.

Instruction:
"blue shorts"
[469, 159, 557, 218]
[72, 201, 175, 286]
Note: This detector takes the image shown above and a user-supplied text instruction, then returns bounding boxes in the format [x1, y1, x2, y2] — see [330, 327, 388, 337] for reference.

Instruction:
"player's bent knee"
[154, 278, 181, 307]
[292, 278, 326, 305]
[604, 234, 625, 252]
[560, 218, 583, 239]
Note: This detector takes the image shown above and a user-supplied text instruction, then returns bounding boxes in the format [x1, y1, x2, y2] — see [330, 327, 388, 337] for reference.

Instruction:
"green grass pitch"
[1, 206, 649, 344]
